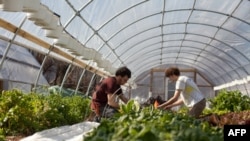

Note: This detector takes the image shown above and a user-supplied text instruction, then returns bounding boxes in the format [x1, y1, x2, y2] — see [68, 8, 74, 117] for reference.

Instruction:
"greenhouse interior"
[0, 0, 250, 141]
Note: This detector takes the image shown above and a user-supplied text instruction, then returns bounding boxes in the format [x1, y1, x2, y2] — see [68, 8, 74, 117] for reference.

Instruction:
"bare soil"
[5, 135, 25, 141]
[201, 110, 250, 127]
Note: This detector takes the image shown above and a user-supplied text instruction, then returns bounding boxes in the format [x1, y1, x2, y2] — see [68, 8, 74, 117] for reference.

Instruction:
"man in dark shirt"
[90, 66, 131, 122]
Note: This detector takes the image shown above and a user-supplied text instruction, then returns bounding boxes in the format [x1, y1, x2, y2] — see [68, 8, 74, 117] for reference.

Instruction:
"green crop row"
[0, 89, 91, 140]
[204, 89, 250, 115]
[84, 100, 223, 141]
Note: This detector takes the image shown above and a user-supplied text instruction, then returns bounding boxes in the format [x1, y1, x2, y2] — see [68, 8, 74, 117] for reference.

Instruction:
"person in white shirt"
[157, 67, 206, 118]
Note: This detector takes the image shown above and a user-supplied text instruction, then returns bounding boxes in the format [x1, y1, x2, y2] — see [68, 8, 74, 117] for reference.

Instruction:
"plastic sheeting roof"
[0, 0, 250, 88]
[0, 40, 48, 87]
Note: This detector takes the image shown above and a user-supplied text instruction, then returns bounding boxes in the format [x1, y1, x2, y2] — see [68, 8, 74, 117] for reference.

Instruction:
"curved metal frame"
[60, 0, 249, 87]
[1, 0, 249, 91]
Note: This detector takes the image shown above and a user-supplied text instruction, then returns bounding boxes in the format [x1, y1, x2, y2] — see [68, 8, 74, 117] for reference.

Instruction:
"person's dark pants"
[93, 105, 118, 122]
[188, 98, 206, 118]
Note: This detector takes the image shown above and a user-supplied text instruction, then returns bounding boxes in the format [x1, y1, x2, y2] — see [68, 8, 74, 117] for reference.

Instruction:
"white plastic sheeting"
[0, 0, 250, 95]
[20, 121, 99, 141]
[0, 40, 48, 92]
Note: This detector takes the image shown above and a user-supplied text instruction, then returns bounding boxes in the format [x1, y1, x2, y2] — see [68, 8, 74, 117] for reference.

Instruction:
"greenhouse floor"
[19, 121, 99, 141]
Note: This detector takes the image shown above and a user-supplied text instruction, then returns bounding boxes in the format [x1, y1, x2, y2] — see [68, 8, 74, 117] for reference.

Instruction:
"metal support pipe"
[60, 57, 76, 94]
[33, 45, 54, 92]
[75, 69, 86, 95]
[86, 73, 96, 96]
[0, 17, 27, 68]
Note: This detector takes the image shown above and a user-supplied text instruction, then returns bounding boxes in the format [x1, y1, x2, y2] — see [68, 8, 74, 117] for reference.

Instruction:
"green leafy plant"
[0, 89, 42, 135]
[0, 89, 91, 140]
[84, 102, 223, 141]
[119, 99, 141, 114]
[204, 89, 250, 115]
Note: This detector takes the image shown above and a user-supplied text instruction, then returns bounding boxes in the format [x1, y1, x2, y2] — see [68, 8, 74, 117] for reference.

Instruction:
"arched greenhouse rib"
[0, 0, 250, 140]
[0, 0, 250, 99]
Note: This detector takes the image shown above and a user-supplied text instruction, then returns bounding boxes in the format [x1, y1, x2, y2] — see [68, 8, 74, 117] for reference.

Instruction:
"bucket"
[41, 14, 58, 30]
[0, 0, 24, 12]
[54, 34, 71, 47]
[23, 0, 40, 13]
[81, 47, 95, 60]
[26, 7, 46, 21]
[45, 26, 63, 39]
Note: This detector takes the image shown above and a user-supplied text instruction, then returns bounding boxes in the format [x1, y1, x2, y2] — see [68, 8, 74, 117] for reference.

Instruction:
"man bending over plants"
[157, 67, 206, 118]
[90, 66, 131, 122]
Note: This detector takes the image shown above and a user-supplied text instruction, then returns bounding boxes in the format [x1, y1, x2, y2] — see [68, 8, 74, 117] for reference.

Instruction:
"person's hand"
[94, 116, 101, 122]
[157, 105, 165, 110]
[163, 106, 171, 110]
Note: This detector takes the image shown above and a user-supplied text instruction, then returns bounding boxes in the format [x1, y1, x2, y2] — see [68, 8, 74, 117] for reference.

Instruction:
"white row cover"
[21, 121, 99, 141]
[0, 0, 250, 92]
